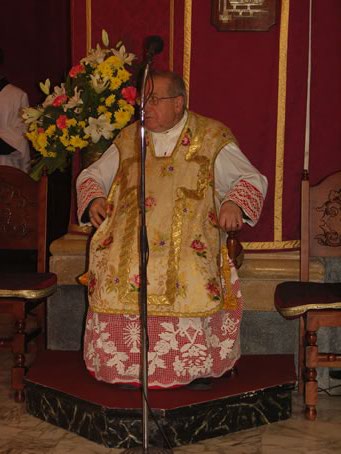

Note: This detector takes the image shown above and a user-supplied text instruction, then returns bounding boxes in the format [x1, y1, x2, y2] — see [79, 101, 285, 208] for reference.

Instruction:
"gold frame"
[211, 0, 277, 32]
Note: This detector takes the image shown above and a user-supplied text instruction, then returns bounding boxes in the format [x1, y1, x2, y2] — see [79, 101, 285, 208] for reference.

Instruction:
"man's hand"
[89, 197, 107, 228]
[219, 201, 243, 232]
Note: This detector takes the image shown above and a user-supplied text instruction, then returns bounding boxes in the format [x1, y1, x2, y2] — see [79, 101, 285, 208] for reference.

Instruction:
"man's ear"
[175, 95, 185, 114]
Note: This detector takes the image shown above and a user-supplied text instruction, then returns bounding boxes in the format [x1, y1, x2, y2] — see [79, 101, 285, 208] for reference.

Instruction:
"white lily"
[81, 44, 109, 65]
[84, 114, 115, 143]
[64, 86, 83, 110]
[42, 84, 66, 108]
[53, 84, 66, 96]
[39, 78, 51, 95]
[22, 107, 43, 124]
[102, 29, 109, 47]
[90, 73, 110, 94]
[111, 44, 135, 66]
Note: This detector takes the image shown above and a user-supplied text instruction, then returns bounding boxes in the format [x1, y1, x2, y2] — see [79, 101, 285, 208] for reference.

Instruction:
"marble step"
[25, 352, 296, 450]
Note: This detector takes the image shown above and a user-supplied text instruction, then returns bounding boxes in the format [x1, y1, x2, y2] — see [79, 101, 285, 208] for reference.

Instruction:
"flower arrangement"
[22, 30, 137, 180]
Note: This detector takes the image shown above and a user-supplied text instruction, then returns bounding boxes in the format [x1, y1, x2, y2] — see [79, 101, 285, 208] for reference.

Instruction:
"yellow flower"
[105, 94, 116, 107]
[118, 99, 128, 109]
[104, 111, 112, 121]
[78, 120, 86, 129]
[66, 118, 77, 127]
[70, 135, 88, 149]
[60, 131, 70, 147]
[114, 109, 131, 128]
[109, 77, 122, 91]
[28, 123, 38, 132]
[104, 55, 123, 68]
[97, 57, 122, 78]
[45, 125, 56, 137]
[117, 68, 130, 83]
[126, 104, 135, 115]
[36, 132, 48, 149]
[97, 105, 107, 114]
[26, 130, 38, 142]
[118, 99, 134, 115]
[97, 65, 112, 79]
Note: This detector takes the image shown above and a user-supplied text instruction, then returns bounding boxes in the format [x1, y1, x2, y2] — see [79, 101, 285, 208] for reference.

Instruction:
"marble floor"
[1, 352, 341, 453]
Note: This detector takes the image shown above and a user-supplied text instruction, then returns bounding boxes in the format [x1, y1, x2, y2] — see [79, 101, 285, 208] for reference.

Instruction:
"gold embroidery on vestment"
[89, 113, 242, 317]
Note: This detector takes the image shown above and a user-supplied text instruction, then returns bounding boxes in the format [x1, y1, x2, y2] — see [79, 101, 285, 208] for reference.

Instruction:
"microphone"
[145, 35, 164, 61]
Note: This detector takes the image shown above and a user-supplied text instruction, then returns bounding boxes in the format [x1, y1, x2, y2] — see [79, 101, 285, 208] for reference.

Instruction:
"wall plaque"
[211, 0, 277, 32]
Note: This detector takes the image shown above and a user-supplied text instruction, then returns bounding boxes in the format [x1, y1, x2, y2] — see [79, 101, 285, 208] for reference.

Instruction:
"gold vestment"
[88, 111, 237, 316]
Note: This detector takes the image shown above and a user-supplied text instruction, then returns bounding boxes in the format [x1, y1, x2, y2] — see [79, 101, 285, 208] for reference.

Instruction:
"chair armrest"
[226, 231, 244, 269]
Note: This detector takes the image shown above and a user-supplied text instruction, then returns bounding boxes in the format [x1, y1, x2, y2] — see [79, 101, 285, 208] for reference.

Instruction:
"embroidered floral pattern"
[190, 235, 207, 258]
[160, 163, 175, 177]
[175, 273, 187, 298]
[117, 199, 132, 215]
[88, 272, 97, 296]
[96, 233, 113, 251]
[151, 231, 168, 251]
[145, 196, 156, 211]
[205, 277, 221, 301]
[129, 274, 141, 292]
[181, 128, 192, 146]
[104, 265, 119, 293]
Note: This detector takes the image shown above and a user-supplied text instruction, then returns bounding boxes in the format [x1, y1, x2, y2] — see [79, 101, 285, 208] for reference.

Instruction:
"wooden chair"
[0, 165, 57, 402]
[275, 170, 341, 420]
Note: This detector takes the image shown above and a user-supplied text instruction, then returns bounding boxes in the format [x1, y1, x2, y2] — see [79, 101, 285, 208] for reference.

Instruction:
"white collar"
[150, 111, 188, 139]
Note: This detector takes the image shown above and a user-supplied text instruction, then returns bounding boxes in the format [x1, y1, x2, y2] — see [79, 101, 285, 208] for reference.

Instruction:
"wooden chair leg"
[297, 316, 305, 394]
[305, 329, 318, 420]
[12, 354, 25, 403]
[12, 317, 26, 403]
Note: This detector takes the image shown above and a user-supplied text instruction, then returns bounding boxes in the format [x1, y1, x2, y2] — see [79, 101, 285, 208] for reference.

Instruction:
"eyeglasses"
[136, 94, 181, 106]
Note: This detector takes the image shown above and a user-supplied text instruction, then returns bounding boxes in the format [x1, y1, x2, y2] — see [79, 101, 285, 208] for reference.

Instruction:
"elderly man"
[77, 70, 267, 388]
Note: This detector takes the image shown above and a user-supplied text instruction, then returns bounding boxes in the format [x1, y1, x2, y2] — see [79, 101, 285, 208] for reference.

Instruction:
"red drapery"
[70, 0, 341, 249]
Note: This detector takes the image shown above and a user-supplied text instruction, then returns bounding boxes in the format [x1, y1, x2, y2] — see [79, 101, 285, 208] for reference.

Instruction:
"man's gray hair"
[151, 70, 187, 110]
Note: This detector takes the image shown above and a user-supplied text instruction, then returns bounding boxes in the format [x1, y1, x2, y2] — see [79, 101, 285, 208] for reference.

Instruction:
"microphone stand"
[123, 60, 173, 454]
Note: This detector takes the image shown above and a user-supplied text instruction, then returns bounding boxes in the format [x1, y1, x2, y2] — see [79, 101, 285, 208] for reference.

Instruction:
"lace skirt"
[83, 267, 243, 388]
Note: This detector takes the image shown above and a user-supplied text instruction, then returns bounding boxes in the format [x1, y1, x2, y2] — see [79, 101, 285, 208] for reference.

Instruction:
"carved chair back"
[0, 165, 56, 402]
[301, 170, 341, 279]
[0, 165, 48, 272]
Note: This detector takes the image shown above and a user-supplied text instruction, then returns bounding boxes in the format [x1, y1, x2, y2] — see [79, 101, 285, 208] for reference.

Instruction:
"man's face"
[144, 76, 184, 133]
